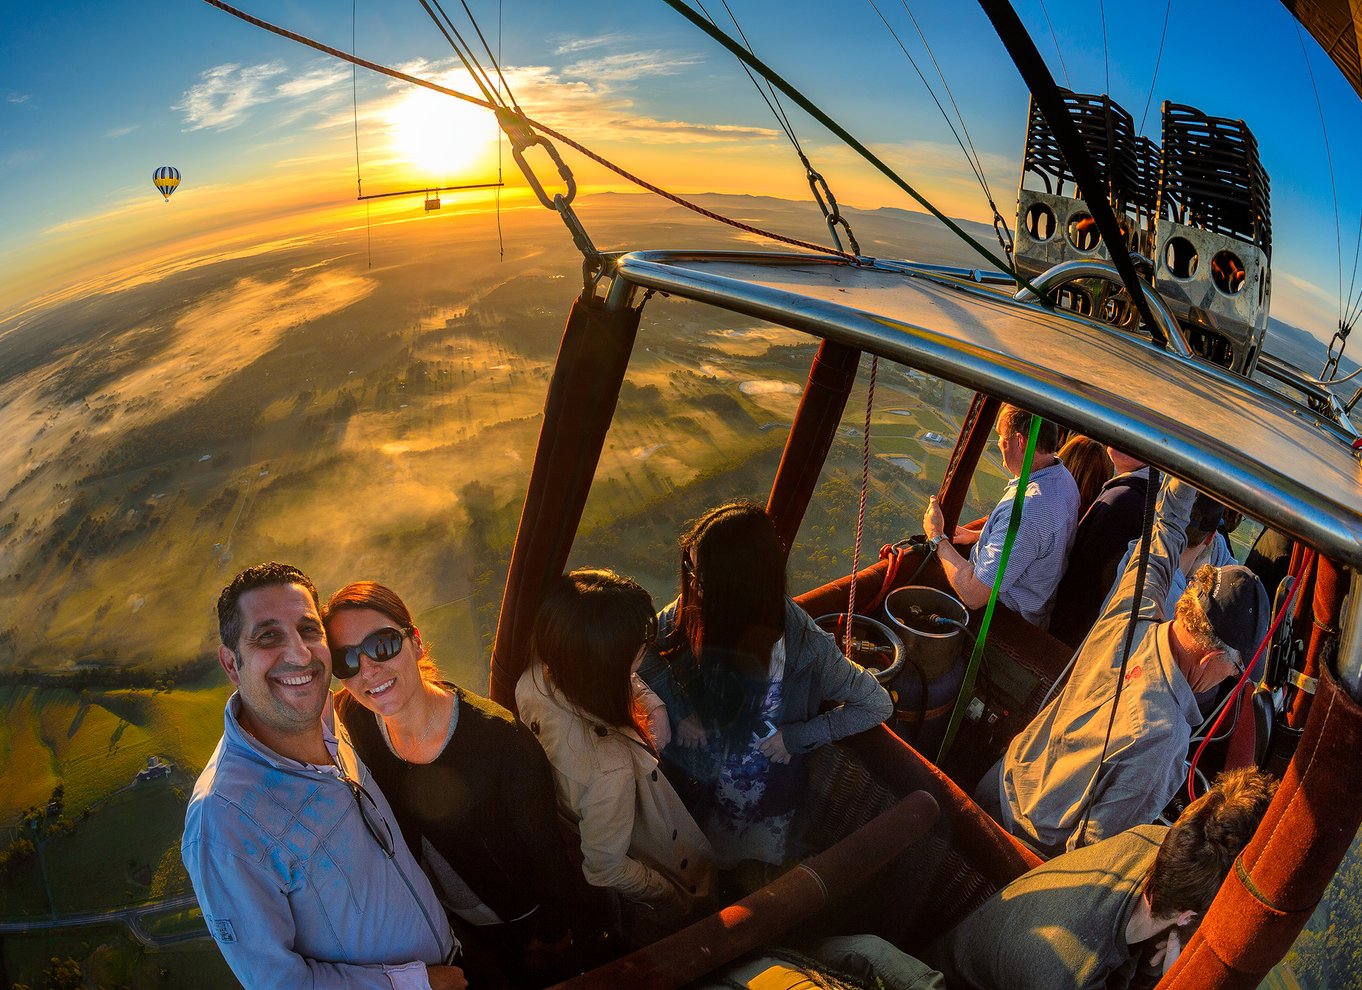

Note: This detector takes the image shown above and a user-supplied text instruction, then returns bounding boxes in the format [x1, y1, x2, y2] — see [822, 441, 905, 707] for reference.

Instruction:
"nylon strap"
[937, 415, 1041, 763]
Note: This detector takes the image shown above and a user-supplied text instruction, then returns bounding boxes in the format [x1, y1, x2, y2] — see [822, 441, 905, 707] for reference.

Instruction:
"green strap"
[936, 415, 1041, 763]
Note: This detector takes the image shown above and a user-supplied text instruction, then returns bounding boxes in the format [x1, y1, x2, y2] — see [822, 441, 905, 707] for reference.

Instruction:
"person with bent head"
[183, 562, 465, 990]
[517, 569, 716, 943]
[327, 581, 586, 988]
[933, 766, 1277, 990]
[639, 501, 893, 884]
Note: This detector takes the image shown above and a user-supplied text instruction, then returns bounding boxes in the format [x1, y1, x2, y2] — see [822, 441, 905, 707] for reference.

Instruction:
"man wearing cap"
[182, 562, 466, 990]
[1109, 492, 1239, 641]
[978, 475, 1269, 855]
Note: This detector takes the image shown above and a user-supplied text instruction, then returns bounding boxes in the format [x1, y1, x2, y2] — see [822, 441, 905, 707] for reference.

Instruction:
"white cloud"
[553, 33, 630, 56]
[173, 59, 352, 133]
[276, 64, 351, 98]
[564, 51, 701, 82]
[490, 63, 775, 145]
[6, 92, 32, 105]
[105, 125, 138, 139]
[175, 62, 289, 130]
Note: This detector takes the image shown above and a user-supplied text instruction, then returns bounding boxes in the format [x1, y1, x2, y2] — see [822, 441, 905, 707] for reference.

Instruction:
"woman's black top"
[335, 685, 580, 941]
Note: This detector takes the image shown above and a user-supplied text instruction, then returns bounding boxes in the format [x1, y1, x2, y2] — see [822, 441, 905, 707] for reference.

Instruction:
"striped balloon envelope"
[152, 166, 181, 202]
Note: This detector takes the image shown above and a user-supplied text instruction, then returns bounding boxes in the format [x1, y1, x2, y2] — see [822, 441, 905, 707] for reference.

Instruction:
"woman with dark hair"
[517, 569, 715, 939]
[1057, 435, 1114, 520]
[639, 501, 893, 875]
[326, 581, 586, 988]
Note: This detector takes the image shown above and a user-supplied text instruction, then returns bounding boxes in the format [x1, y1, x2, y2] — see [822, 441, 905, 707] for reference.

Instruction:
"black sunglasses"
[331, 626, 410, 680]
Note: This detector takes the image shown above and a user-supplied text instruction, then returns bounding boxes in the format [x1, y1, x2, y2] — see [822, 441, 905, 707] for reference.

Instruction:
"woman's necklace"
[385, 692, 448, 763]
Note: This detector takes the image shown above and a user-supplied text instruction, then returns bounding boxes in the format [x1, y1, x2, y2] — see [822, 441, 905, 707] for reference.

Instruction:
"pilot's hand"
[426, 964, 468, 990]
[676, 715, 708, 749]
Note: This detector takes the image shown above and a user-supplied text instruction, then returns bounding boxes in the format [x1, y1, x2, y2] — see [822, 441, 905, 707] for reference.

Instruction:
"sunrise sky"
[2, 0, 1359, 337]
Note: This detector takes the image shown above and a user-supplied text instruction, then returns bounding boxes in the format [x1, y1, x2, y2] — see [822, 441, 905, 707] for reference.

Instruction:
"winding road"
[0, 893, 205, 947]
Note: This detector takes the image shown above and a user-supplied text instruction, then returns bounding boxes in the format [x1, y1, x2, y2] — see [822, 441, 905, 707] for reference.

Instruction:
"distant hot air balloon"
[153, 166, 181, 202]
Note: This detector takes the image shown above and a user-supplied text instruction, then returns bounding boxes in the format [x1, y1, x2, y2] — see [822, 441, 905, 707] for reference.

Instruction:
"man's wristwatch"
[928, 534, 945, 551]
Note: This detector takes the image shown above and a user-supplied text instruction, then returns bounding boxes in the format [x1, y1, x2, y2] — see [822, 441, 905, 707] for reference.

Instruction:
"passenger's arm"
[1096, 476, 1196, 626]
[184, 838, 439, 990]
[780, 612, 893, 754]
[574, 764, 680, 908]
[633, 674, 672, 750]
[930, 538, 992, 610]
[924, 496, 991, 609]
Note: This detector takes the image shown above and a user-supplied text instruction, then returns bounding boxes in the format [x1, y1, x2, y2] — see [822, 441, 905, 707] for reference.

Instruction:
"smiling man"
[182, 562, 466, 990]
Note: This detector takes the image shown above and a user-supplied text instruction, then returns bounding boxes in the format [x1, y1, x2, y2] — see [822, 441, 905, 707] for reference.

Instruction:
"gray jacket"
[1001, 477, 1201, 851]
[641, 596, 892, 756]
[182, 694, 455, 989]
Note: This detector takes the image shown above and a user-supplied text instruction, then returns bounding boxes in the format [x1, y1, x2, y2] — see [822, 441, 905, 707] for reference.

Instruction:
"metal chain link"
[1322, 321, 1351, 381]
[803, 155, 862, 257]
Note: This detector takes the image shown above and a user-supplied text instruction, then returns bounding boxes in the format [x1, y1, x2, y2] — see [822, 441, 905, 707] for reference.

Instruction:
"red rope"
[203, 0, 855, 262]
[1186, 549, 1317, 800]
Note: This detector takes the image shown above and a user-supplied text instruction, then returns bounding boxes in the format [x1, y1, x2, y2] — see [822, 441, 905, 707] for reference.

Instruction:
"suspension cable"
[977, 0, 1161, 339]
[695, 0, 862, 255]
[201, 0, 856, 260]
[351, 0, 372, 267]
[701, 1, 802, 152]
[868, 0, 1012, 257]
[1073, 465, 1160, 847]
[866, 1, 986, 212]
[661, 0, 1035, 289]
[1347, 208, 1362, 329]
[1097, 0, 1110, 96]
[452, 0, 522, 111]
[495, 0, 504, 261]
[1296, 22, 1344, 343]
[1136, 0, 1172, 134]
[1344, 202, 1362, 329]
[417, 0, 504, 107]
[1034, 0, 1070, 89]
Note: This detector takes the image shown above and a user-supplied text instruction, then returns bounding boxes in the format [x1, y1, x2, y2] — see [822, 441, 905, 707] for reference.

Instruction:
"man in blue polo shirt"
[923, 405, 1080, 630]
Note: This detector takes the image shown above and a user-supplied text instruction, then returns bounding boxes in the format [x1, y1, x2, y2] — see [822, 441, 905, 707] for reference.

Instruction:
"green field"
[0, 777, 194, 919]
[0, 925, 237, 990]
[0, 678, 228, 830]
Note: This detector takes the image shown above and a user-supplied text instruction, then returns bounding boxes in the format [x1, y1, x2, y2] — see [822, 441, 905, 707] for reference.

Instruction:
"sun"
[385, 88, 497, 178]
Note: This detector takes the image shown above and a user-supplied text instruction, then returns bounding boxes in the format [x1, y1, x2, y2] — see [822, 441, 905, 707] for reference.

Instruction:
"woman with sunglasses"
[517, 569, 715, 943]
[639, 501, 893, 884]
[326, 581, 588, 988]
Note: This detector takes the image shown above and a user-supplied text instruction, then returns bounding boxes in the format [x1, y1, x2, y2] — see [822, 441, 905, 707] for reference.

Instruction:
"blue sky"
[2, 0, 1359, 338]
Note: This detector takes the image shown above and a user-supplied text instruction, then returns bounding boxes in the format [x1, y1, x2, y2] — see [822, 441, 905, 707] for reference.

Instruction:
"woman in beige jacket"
[517, 569, 715, 939]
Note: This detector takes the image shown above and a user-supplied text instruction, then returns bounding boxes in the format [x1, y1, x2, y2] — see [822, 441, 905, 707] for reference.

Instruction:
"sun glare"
[386, 88, 497, 179]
